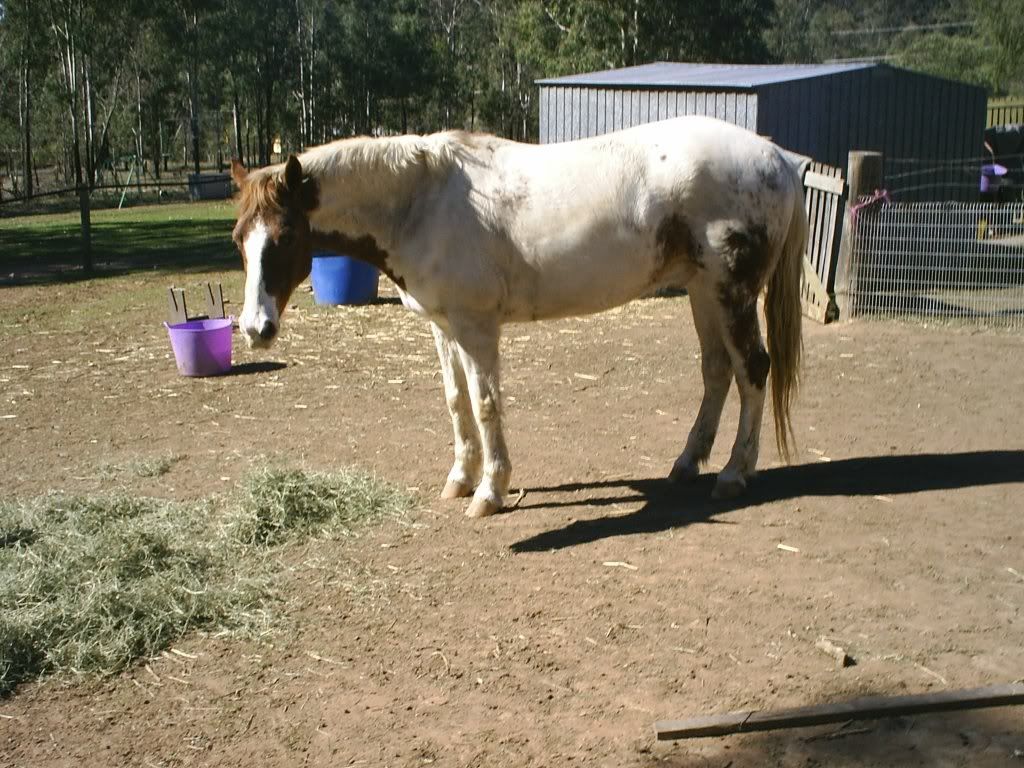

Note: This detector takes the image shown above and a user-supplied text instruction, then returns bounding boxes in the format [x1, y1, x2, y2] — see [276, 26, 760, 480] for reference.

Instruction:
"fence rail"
[848, 202, 1024, 328]
[800, 161, 846, 322]
[987, 100, 1024, 128]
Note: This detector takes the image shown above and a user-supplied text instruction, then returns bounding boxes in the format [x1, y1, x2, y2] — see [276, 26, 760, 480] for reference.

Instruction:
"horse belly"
[503, 226, 672, 322]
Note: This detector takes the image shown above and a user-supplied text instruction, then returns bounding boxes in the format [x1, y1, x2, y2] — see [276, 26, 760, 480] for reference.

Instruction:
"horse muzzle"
[240, 309, 279, 349]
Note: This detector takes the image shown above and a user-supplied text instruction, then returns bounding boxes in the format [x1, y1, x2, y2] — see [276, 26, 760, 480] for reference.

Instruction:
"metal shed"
[537, 62, 987, 200]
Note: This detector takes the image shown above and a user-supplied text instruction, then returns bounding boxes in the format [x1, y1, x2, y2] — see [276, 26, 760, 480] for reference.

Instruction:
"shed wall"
[758, 68, 987, 201]
[538, 86, 757, 144]
[539, 65, 987, 202]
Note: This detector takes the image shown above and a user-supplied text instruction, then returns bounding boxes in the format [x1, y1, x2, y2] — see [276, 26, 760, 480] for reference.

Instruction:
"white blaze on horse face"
[240, 219, 280, 348]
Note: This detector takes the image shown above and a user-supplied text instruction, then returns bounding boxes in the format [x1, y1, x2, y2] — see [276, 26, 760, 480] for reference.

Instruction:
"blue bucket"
[310, 253, 379, 305]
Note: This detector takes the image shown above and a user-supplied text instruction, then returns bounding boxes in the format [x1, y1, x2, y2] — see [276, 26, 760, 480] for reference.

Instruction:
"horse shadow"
[225, 361, 287, 376]
[510, 450, 1024, 553]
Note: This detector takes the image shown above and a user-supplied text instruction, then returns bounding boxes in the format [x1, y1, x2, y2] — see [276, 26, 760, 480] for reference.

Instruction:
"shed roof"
[537, 61, 877, 89]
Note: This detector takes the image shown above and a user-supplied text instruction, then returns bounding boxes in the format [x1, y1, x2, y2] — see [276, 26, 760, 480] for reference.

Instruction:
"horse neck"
[304, 136, 447, 246]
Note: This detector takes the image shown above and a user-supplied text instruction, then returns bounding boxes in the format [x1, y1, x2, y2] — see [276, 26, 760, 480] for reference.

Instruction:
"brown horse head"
[231, 155, 319, 347]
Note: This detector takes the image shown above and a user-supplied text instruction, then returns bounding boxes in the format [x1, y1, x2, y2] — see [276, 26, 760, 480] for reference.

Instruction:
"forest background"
[0, 0, 1021, 201]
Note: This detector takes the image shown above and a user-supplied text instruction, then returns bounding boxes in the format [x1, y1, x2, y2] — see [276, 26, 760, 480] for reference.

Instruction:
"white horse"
[230, 116, 807, 518]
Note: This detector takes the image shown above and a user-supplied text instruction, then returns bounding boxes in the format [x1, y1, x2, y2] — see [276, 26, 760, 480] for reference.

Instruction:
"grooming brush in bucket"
[164, 317, 234, 376]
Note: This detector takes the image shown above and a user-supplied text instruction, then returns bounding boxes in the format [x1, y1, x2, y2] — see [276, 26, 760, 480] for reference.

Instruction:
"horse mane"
[299, 133, 459, 187]
[234, 132, 465, 238]
[233, 170, 283, 242]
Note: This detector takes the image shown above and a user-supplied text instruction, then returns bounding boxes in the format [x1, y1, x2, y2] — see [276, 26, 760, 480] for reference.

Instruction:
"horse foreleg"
[431, 323, 481, 499]
[449, 316, 510, 518]
[670, 286, 732, 483]
[714, 300, 770, 500]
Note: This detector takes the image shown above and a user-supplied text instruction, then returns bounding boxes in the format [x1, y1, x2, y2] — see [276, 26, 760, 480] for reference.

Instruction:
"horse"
[230, 115, 807, 518]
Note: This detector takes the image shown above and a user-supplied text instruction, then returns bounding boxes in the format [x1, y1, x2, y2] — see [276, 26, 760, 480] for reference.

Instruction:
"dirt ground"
[2, 267, 1023, 767]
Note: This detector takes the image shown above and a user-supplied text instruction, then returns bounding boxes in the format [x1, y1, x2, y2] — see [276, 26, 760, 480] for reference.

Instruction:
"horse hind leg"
[431, 323, 481, 499]
[449, 315, 511, 518]
[670, 286, 732, 483]
[713, 298, 770, 500]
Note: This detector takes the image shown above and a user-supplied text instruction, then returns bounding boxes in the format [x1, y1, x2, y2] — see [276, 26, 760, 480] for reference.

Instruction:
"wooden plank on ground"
[654, 682, 1024, 741]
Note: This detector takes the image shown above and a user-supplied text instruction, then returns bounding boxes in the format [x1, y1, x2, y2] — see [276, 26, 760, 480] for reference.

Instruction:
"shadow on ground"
[511, 450, 1024, 553]
[224, 361, 288, 376]
[0, 218, 237, 287]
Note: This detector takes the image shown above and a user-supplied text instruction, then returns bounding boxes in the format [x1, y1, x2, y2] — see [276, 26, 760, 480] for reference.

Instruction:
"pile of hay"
[0, 466, 410, 694]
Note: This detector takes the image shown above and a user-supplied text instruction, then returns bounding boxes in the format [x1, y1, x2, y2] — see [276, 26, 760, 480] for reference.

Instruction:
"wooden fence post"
[833, 151, 883, 321]
[78, 184, 93, 274]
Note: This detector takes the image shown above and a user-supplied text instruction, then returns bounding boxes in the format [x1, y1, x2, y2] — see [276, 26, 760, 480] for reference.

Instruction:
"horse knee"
[475, 393, 499, 423]
[746, 344, 770, 390]
[701, 348, 731, 381]
[445, 389, 464, 413]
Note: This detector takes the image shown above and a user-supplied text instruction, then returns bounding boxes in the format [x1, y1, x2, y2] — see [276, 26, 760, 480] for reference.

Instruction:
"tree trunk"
[254, 97, 265, 166]
[153, 109, 163, 181]
[55, 19, 92, 273]
[263, 82, 273, 165]
[84, 57, 95, 187]
[79, 185, 92, 272]
[214, 92, 224, 170]
[232, 92, 243, 165]
[188, 68, 201, 175]
[246, 116, 253, 168]
[136, 67, 144, 186]
[19, 50, 33, 198]
[296, 6, 308, 149]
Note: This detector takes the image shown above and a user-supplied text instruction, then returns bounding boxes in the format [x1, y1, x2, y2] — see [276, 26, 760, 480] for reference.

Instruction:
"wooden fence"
[988, 100, 1024, 128]
[800, 162, 846, 323]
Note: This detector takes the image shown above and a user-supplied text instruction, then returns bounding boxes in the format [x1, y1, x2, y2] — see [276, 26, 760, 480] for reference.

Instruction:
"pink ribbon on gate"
[850, 189, 891, 224]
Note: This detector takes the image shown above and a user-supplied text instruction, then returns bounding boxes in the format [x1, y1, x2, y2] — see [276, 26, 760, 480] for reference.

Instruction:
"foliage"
[1, 0, 1021, 203]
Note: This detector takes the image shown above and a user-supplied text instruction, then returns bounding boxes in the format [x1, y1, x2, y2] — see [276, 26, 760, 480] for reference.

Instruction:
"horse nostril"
[258, 321, 277, 341]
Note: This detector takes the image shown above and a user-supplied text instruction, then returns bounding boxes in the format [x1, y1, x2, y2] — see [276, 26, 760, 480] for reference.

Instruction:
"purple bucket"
[980, 163, 1008, 194]
[164, 317, 234, 377]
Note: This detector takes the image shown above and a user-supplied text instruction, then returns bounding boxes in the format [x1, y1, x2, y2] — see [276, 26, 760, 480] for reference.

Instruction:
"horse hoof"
[466, 497, 502, 518]
[441, 479, 474, 499]
[712, 475, 746, 500]
[668, 460, 700, 484]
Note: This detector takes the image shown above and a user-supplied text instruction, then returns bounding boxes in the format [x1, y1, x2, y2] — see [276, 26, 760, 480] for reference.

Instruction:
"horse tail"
[764, 170, 807, 462]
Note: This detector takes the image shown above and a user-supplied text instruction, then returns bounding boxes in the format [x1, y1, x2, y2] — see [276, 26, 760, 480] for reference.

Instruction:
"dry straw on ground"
[0, 466, 411, 694]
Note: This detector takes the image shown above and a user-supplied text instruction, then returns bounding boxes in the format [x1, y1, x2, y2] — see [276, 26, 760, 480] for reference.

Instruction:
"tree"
[970, 0, 1024, 95]
[1, 0, 46, 196]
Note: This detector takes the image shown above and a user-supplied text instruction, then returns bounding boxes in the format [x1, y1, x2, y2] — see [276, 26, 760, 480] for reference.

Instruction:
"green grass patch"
[0, 466, 411, 695]
[0, 201, 238, 284]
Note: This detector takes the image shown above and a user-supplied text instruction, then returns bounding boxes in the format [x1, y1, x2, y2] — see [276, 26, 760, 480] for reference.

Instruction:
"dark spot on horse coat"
[311, 230, 406, 290]
[759, 165, 782, 192]
[723, 223, 770, 296]
[654, 212, 703, 282]
[717, 296, 770, 390]
[719, 222, 773, 389]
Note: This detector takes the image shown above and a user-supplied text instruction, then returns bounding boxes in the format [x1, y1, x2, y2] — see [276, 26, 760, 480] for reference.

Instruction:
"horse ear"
[230, 158, 248, 187]
[298, 176, 320, 212]
[284, 154, 303, 191]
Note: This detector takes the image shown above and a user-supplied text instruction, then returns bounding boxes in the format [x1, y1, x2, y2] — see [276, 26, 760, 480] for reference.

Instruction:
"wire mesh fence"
[848, 202, 1024, 328]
